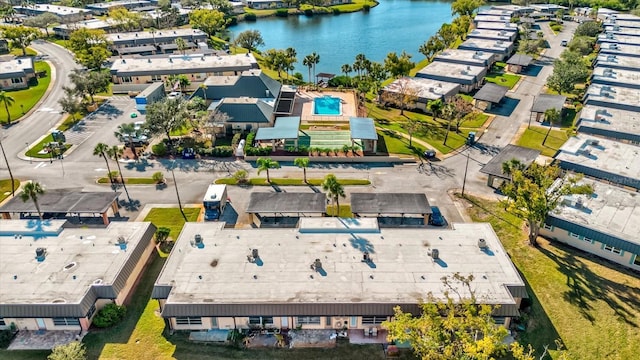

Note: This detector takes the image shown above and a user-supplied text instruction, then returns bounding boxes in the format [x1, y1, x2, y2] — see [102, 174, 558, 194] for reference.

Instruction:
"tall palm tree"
[114, 123, 139, 160]
[303, 54, 314, 84]
[93, 143, 114, 186]
[0, 138, 15, 196]
[0, 91, 15, 124]
[20, 181, 45, 220]
[310, 52, 320, 84]
[322, 174, 345, 217]
[256, 157, 280, 183]
[175, 37, 187, 55]
[294, 157, 309, 183]
[542, 108, 561, 146]
[107, 145, 132, 203]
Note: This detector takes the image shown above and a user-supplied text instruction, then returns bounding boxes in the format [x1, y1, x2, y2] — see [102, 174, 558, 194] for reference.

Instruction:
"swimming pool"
[313, 96, 342, 115]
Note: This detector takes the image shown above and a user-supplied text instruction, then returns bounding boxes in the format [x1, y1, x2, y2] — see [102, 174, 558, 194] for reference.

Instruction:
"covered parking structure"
[479, 144, 541, 188]
[246, 192, 327, 227]
[506, 54, 533, 74]
[349, 117, 378, 152]
[255, 116, 301, 150]
[530, 94, 566, 123]
[473, 83, 509, 111]
[0, 190, 121, 225]
[350, 193, 433, 227]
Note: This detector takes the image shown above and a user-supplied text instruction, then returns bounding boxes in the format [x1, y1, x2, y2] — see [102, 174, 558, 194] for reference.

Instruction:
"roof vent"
[247, 248, 260, 263]
[63, 262, 78, 272]
[362, 252, 372, 263]
[147, 59, 151, 63]
[311, 258, 323, 272]
[52, 299, 66, 304]
[478, 239, 488, 249]
[93, 279, 103, 285]
[135, 33, 138, 37]
[429, 248, 439, 260]
[122, 59, 126, 64]
[194, 234, 204, 248]
[588, 139, 600, 146]
[169, 58, 173, 63]
[576, 197, 584, 208]
[17, 59, 22, 64]
[35, 247, 47, 262]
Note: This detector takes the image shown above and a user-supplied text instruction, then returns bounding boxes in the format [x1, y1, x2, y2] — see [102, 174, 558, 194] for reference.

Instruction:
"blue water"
[314, 96, 342, 115]
[230, 0, 455, 80]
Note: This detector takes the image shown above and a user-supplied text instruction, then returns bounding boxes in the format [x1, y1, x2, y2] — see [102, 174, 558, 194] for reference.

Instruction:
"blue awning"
[349, 117, 378, 140]
[255, 116, 301, 140]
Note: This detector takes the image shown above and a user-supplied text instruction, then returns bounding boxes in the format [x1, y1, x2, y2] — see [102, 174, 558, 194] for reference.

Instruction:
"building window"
[248, 316, 273, 326]
[493, 317, 506, 325]
[543, 223, 553, 231]
[121, 76, 133, 83]
[86, 304, 96, 319]
[297, 316, 321, 325]
[361, 316, 387, 325]
[634, 255, 640, 267]
[11, 77, 24, 84]
[53, 318, 80, 326]
[151, 75, 162, 81]
[175, 317, 202, 325]
[603, 245, 622, 255]
[0, 318, 5, 326]
[583, 237, 593, 243]
[569, 232, 581, 239]
[325, 317, 332, 326]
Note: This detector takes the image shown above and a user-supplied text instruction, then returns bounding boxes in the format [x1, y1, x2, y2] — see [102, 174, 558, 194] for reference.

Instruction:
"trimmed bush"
[332, 8, 341, 15]
[276, 8, 289, 17]
[551, 24, 562, 32]
[92, 303, 126, 328]
[244, 12, 257, 21]
[304, 9, 313, 16]
[152, 142, 167, 156]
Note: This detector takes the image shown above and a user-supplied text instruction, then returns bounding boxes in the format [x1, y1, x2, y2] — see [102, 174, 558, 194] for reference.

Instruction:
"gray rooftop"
[417, 62, 487, 85]
[604, 26, 640, 37]
[110, 53, 258, 77]
[473, 83, 509, 103]
[211, 97, 274, 124]
[0, 190, 121, 214]
[547, 180, 640, 249]
[475, 22, 519, 32]
[577, 105, 640, 140]
[598, 42, 640, 57]
[598, 33, 640, 46]
[107, 28, 207, 44]
[555, 135, 640, 184]
[459, 38, 513, 53]
[381, 77, 460, 101]
[246, 192, 326, 214]
[594, 53, 640, 70]
[506, 53, 533, 66]
[605, 20, 640, 29]
[531, 94, 566, 113]
[154, 220, 526, 311]
[0, 220, 154, 316]
[434, 49, 495, 66]
[474, 15, 513, 23]
[0, 57, 34, 79]
[480, 145, 541, 179]
[584, 84, 640, 111]
[349, 117, 378, 140]
[193, 70, 281, 101]
[350, 193, 432, 215]
[467, 29, 515, 41]
[255, 116, 301, 141]
[591, 66, 640, 88]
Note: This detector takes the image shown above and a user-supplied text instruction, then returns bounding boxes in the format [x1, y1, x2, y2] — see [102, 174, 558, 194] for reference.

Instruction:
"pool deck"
[295, 90, 357, 123]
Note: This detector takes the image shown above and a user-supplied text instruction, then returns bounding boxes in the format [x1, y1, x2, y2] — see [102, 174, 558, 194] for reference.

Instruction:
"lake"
[230, 0, 455, 80]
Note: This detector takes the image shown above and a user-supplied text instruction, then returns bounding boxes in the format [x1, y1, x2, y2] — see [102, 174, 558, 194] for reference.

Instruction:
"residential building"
[593, 53, 640, 72]
[590, 66, 640, 90]
[607, 13, 640, 22]
[12, 4, 91, 22]
[86, 0, 153, 15]
[540, 180, 640, 271]
[604, 19, 640, 30]
[598, 33, 640, 47]
[467, 29, 517, 42]
[0, 40, 9, 55]
[583, 84, 640, 112]
[433, 49, 495, 68]
[475, 22, 519, 32]
[490, 4, 533, 16]
[529, 4, 567, 14]
[152, 219, 527, 333]
[109, 53, 259, 85]
[53, 19, 119, 39]
[473, 15, 512, 24]
[245, 0, 287, 9]
[604, 25, 640, 37]
[577, 105, 640, 144]
[0, 57, 35, 91]
[379, 77, 459, 111]
[416, 62, 486, 93]
[106, 29, 208, 56]
[554, 135, 640, 190]
[458, 39, 514, 61]
[478, 9, 516, 17]
[598, 42, 640, 58]
[0, 220, 156, 332]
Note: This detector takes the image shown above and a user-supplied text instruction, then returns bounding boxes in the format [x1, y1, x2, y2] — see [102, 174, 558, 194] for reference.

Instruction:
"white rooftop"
[0, 220, 153, 304]
[475, 22, 519, 32]
[86, 0, 151, 9]
[595, 53, 640, 69]
[0, 57, 34, 76]
[598, 33, 640, 46]
[54, 18, 115, 31]
[599, 42, 640, 56]
[604, 26, 640, 37]
[382, 77, 460, 101]
[585, 84, 640, 108]
[107, 28, 207, 43]
[474, 15, 513, 23]
[13, 4, 89, 15]
[578, 105, 640, 137]
[459, 38, 513, 52]
[156, 220, 525, 306]
[434, 49, 495, 65]
[417, 62, 486, 83]
[467, 29, 515, 41]
[110, 53, 258, 75]
[591, 66, 640, 87]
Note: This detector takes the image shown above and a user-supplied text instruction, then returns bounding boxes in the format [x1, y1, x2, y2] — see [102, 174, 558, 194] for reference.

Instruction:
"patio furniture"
[364, 328, 369, 337]
[372, 327, 378, 337]
[368, 328, 374, 337]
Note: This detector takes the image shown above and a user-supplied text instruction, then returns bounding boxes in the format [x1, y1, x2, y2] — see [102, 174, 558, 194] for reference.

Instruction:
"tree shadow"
[349, 234, 375, 254]
[119, 199, 142, 211]
[125, 158, 155, 172]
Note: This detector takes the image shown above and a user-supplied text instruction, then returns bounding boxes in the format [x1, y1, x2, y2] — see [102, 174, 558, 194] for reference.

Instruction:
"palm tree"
[93, 143, 114, 186]
[341, 63, 352, 85]
[256, 157, 280, 183]
[199, 83, 208, 101]
[0, 138, 15, 196]
[542, 108, 561, 146]
[294, 157, 310, 183]
[20, 181, 45, 220]
[427, 99, 444, 122]
[303, 54, 314, 84]
[322, 174, 345, 217]
[114, 123, 139, 160]
[310, 52, 320, 84]
[0, 91, 15, 124]
[175, 37, 188, 55]
[107, 145, 132, 203]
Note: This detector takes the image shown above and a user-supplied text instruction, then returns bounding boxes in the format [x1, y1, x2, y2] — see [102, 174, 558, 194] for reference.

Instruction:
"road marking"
[34, 163, 47, 169]
[95, 168, 106, 172]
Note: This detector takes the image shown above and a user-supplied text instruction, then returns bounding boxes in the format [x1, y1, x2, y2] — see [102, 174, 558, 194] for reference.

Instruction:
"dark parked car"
[182, 148, 196, 159]
[423, 149, 436, 159]
[429, 206, 446, 226]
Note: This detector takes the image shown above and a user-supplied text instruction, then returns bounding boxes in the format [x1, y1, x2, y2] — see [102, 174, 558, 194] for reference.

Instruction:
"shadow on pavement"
[486, 97, 520, 117]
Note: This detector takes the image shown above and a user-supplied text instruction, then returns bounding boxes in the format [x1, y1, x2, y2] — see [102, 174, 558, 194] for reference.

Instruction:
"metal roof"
[473, 83, 509, 103]
[0, 190, 121, 214]
[349, 117, 378, 140]
[245, 192, 327, 214]
[531, 94, 566, 113]
[479, 144, 540, 179]
[350, 193, 432, 215]
[255, 116, 301, 141]
[213, 98, 273, 124]
[506, 53, 533, 66]
[193, 70, 282, 101]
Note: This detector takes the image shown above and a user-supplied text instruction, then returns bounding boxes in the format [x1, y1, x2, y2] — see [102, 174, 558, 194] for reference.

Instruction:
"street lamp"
[461, 150, 470, 197]
[0, 137, 16, 196]
[25, 142, 31, 164]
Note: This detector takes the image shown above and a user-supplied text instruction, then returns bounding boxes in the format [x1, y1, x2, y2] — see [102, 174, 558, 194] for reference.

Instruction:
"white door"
[36, 318, 46, 330]
[281, 317, 288, 328]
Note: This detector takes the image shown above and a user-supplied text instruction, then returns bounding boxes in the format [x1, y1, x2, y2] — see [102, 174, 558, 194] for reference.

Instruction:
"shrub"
[92, 303, 126, 328]
[109, 171, 120, 183]
[551, 24, 562, 32]
[575, 21, 602, 37]
[275, 8, 288, 17]
[328, 75, 351, 87]
[152, 171, 165, 184]
[152, 142, 167, 156]
[0, 326, 17, 348]
[332, 8, 341, 15]
[244, 12, 257, 21]
[233, 169, 248, 184]
[155, 227, 170, 244]
[231, 133, 242, 148]
[211, 146, 233, 157]
[245, 132, 256, 152]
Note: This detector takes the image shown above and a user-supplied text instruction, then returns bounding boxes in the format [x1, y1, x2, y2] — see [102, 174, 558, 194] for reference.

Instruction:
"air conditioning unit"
[589, 139, 600, 146]
[333, 318, 348, 329]
[478, 238, 488, 249]
[430, 249, 439, 260]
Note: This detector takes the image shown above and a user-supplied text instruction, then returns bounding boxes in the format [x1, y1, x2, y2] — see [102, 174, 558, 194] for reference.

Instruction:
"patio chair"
[364, 328, 369, 337]
[369, 327, 374, 337]
[372, 327, 378, 337]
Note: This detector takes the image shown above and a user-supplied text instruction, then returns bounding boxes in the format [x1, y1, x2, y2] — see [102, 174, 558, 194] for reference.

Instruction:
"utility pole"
[0, 138, 15, 196]
[171, 161, 187, 221]
[461, 150, 470, 197]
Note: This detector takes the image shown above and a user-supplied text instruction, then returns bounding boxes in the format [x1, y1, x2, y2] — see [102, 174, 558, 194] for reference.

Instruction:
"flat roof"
[475, 22, 519, 32]
[478, 9, 515, 16]
[591, 66, 640, 88]
[555, 135, 640, 182]
[255, 116, 301, 141]
[598, 34, 640, 46]
[155, 221, 525, 308]
[246, 192, 327, 214]
[13, 4, 89, 15]
[548, 180, 640, 247]
[606, 20, 640, 29]
[531, 94, 566, 113]
[604, 26, 640, 37]
[577, 105, 640, 138]
[0, 220, 153, 307]
[474, 15, 512, 23]
[474, 83, 509, 103]
[459, 38, 513, 52]
[467, 29, 514, 41]
[54, 19, 115, 31]
[350, 193, 432, 215]
[86, 0, 151, 9]
[0, 190, 120, 214]
[480, 145, 541, 179]
[107, 28, 207, 43]
[381, 77, 460, 101]
[417, 62, 486, 84]
[507, 53, 533, 66]
[349, 117, 377, 140]
[610, 13, 640, 21]
[435, 49, 495, 64]
[594, 53, 640, 69]
[0, 57, 34, 78]
[599, 42, 640, 57]
[110, 53, 257, 76]
[584, 84, 640, 110]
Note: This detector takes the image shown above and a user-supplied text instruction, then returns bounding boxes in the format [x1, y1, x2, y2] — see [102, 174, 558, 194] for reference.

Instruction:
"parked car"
[423, 149, 436, 159]
[182, 148, 196, 159]
[429, 206, 446, 227]
[561, 39, 568, 46]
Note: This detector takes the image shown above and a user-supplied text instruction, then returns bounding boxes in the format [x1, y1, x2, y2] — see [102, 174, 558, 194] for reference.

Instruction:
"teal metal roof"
[349, 117, 378, 140]
[255, 116, 301, 140]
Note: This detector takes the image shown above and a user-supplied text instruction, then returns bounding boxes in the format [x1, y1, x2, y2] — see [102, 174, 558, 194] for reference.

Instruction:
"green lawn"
[1, 61, 51, 124]
[516, 126, 569, 157]
[25, 134, 71, 159]
[215, 178, 370, 186]
[97, 177, 158, 185]
[9, 47, 37, 56]
[143, 208, 201, 240]
[484, 72, 522, 89]
[326, 204, 353, 218]
[464, 195, 640, 360]
[462, 113, 490, 129]
[376, 129, 424, 156]
[0, 179, 20, 202]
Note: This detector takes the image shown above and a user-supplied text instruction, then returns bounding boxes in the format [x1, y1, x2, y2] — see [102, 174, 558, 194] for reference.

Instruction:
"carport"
[0, 189, 121, 225]
[255, 116, 301, 150]
[530, 94, 566, 123]
[349, 117, 378, 152]
[506, 54, 533, 74]
[350, 193, 432, 227]
[246, 192, 327, 227]
[480, 144, 541, 188]
[473, 83, 509, 111]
